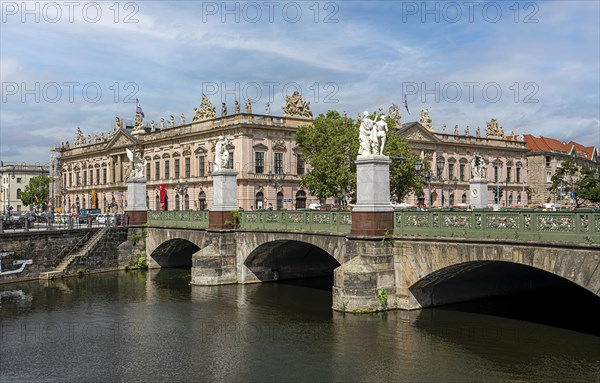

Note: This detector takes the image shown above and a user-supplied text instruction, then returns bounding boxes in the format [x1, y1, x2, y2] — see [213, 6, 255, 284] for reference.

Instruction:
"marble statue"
[126, 147, 147, 179]
[115, 117, 123, 131]
[213, 136, 230, 171]
[371, 115, 388, 155]
[419, 109, 432, 131]
[234, 100, 241, 114]
[486, 118, 504, 138]
[388, 103, 401, 127]
[181, 113, 186, 126]
[245, 99, 252, 114]
[465, 126, 470, 136]
[221, 102, 227, 117]
[454, 125, 459, 136]
[470, 155, 487, 179]
[151, 120, 156, 132]
[160, 118, 166, 130]
[192, 94, 217, 122]
[169, 115, 175, 128]
[74, 127, 85, 147]
[358, 111, 375, 156]
[442, 124, 447, 134]
[476, 127, 481, 138]
[282, 91, 313, 118]
[265, 102, 271, 115]
[133, 112, 144, 133]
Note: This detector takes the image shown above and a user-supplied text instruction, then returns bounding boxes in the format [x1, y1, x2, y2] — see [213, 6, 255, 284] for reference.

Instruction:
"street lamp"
[436, 157, 445, 207]
[267, 170, 285, 210]
[415, 159, 432, 208]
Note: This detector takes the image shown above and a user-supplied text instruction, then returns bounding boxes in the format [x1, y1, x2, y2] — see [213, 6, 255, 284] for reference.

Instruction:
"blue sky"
[1, 0, 599, 164]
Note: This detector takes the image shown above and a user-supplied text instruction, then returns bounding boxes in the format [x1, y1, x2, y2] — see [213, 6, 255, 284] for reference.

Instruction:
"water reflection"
[0, 269, 598, 382]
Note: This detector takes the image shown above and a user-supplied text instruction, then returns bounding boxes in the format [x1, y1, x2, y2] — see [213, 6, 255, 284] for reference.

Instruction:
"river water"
[1, 269, 598, 382]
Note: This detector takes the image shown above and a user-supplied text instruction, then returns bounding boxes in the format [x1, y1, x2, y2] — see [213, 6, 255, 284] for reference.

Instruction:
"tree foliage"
[21, 175, 50, 210]
[296, 110, 423, 203]
[550, 160, 600, 207]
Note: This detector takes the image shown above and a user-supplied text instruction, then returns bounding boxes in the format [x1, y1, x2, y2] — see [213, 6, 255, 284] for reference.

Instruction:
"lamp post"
[267, 170, 285, 210]
[175, 182, 189, 210]
[415, 159, 432, 208]
[436, 157, 445, 207]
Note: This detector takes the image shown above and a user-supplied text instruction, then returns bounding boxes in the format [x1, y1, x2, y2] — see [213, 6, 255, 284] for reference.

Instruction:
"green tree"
[21, 175, 50, 211]
[296, 110, 423, 203]
[551, 160, 600, 207]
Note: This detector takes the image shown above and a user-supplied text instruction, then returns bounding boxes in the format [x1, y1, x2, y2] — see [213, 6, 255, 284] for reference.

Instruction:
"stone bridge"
[145, 224, 600, 312]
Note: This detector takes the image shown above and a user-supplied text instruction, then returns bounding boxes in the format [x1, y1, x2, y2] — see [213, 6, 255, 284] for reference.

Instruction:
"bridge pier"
[191, 230, 237, 285]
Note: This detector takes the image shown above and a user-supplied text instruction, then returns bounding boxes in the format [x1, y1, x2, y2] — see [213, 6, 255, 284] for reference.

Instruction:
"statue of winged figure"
[126, 148, 147, 179]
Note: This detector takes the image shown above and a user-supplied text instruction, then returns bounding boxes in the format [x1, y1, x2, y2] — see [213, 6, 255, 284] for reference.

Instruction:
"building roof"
[517, 134, 598, 162]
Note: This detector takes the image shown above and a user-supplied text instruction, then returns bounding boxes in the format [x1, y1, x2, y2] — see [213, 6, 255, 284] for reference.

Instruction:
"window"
[198, 191, 206, 210]
[184, 194, 190, 210]
[89, 170, 93, 185]
[276, 191, 284, 210]
[448, 163, 455, 180]
[227, 151, 234, 169]
[185, 158, 191, 178]
[297, 155, 305, 176]
[164, 160, 170, 179]
[516, 167, 522, 183]
[296, 190, 307, 209]
[16, 188, 21, 199]
[274, 153, 283, 174]
[546, 171, 552, 183]
[155, 161, 160, 180]
[459, 164, 465, 181]
[16, 177, 22, 183]
[255, 152, 265, 174]
[174, 159, 180, 179]
[146, 162, 151, 179]
[83, 171, 87, 186]
[103, 169, 107, 184]
[199, 156, 205, 177]
[494, 166, 499, 183]
[76, 172, 80, 186]
[255, 192, 264, 210]
[96, 169, 100, 185]
[546, 156, 551, 167]
[68, 173, 72, 187]
[506, 167, 512, 183]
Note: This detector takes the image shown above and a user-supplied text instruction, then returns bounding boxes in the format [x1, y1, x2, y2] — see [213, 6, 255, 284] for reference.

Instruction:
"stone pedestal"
[469, 179, 489, 209]
[351, 155, 394, 236]
[209, 169, 238, 229]
[125, 177, 148, 225]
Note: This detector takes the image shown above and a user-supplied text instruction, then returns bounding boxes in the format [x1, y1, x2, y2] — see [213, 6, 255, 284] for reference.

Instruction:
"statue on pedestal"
[213, 136, 230, 171]
[388, 103, 401, 127]
[265, 102, 271, 115]
[126, 148, 147, 179]
[245, 99, 252, 114]
[115, 117, 123, 131]
[419, 108, 433, 131]
[358, 111, 375, 156]
[181, 113, 186, 125]
[234, 100, 241, 114]
[470, 155, 487, 179]
[169, 115, 175, 128]
[221, 102, 227, 117]
[160, 118, 166, 130]
[486, 118, 504, 138]
[371, 115, 388, 155]
[192, 94, 217, 122]
[282, 91, 313, 118]
[133, 112, 145, 133]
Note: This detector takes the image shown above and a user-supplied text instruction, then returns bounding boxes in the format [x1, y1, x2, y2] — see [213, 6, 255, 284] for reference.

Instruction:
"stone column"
[351, 155, 394, 236]
[209, 169, 238, 229]
[125, 177, 147, 225]
[469, 179, 488, 209]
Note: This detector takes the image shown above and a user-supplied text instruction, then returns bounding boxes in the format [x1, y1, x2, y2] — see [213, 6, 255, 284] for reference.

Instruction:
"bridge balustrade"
[394, 210, 600, 243]
[238, 210, 352, 233]
[147, 210, 208, 228]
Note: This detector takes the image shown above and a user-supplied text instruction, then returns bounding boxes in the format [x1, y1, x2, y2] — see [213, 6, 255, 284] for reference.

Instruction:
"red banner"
[160, 184, 166, 210]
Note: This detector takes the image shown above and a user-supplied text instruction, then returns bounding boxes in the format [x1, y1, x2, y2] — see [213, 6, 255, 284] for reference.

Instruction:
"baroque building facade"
[398, 113, 530, 208]
[53, 93, 317, 214]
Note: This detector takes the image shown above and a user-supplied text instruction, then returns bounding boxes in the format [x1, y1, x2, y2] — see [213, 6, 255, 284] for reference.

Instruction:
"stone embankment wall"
[0, 228, 145, 283]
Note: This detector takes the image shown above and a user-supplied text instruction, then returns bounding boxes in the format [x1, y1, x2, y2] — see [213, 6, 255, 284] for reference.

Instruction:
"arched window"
[155, 194, 160, 211]
[184, 193, 190, 210]
[164, 195, 169, 211]
[255, 192, 264, 210]
[276, 192, 284, 210]
[16, 188, 21, 199]
[509, 194, 513, 207]
[175, 194, 181, 211]
[517, 194, 522, 206]
[449, 193, 455, 207]
[461, 193, 467, 204]
[146, 194, 150, 210]
[295, 190, 307, 209]
[198, 191, 206, 210]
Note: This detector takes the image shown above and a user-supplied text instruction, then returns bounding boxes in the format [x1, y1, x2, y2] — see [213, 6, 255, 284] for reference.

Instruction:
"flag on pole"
[136, 98, 145, 118]
[34, 194, 39, 203]
[403, 94, 410, 115]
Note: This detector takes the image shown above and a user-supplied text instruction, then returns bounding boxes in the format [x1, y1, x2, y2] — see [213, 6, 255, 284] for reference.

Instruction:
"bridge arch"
[237, 232, 346, 283]
[400, 240, 600, 308]
[145, 228, 207, 268]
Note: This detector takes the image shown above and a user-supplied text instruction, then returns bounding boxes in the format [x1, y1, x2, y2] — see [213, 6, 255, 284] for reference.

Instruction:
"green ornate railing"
[238, 210, 352, 233]
[147, 210, 208, 229]
[146, 209, 600, 243]
[393, 210, 600, 242]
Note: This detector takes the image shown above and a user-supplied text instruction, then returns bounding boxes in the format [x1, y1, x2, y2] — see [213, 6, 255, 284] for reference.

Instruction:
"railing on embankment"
[146, 209, 600, 243]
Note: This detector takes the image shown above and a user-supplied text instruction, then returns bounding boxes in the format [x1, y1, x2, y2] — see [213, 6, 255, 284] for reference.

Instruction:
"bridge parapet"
[147, 210, 208, 228]
[394, 210, 600, 243]
[239, 210, 352, 233]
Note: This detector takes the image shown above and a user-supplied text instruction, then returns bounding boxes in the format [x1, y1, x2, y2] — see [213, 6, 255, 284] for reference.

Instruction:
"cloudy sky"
[1, 0, 599, 165]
